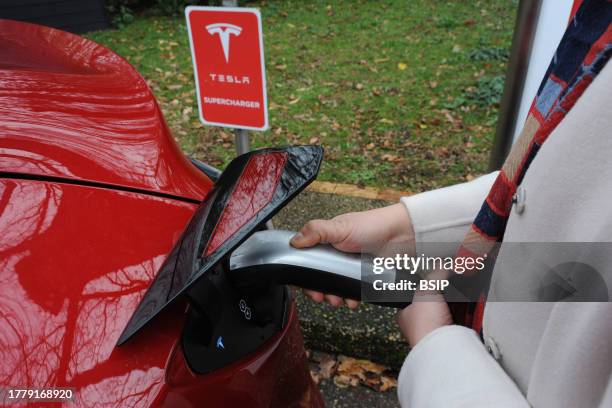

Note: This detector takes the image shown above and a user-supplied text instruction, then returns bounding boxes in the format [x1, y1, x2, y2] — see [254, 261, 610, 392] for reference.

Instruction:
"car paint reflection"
[0, 19, 211, 201]
[0, 179, 195, 405]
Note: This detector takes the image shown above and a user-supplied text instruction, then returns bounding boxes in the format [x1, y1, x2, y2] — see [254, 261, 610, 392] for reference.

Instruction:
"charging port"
[181, 263, 289, 374]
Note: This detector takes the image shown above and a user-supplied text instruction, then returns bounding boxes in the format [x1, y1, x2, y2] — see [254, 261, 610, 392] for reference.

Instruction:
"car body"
[0, 19, 323, 407]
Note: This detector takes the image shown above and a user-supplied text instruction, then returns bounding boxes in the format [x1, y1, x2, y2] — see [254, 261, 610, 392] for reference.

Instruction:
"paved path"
[318, 378, 400, 408]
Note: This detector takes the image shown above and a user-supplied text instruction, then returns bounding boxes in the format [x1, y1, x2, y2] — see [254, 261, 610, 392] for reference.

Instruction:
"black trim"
[0, 172, 201, 204]
[189, 157, 222, 182]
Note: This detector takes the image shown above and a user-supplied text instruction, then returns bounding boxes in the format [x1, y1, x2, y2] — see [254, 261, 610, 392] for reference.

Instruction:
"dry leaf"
[309, 136, 320, 144]
[333, 374, 359, 388]
[319, 359, 337, 380]
[397, 62, 407, 70]
[380, 375, 397, 392]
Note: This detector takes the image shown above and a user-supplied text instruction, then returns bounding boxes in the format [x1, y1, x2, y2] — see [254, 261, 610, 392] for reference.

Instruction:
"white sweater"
[397, 63, 612, 407]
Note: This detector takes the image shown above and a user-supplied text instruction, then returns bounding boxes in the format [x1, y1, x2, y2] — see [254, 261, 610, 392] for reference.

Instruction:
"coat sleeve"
[400, 172, 497, 257]
[397, 325, 529, 407]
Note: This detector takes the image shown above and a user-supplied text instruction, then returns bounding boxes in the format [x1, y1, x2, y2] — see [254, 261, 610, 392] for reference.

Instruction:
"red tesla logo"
[186, 7, 269, 131]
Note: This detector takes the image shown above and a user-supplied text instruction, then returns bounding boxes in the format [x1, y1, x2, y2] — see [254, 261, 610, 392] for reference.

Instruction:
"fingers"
[345, 299, 360, 309]
[303, 289, 324, 303]
[302, 289, 360, 309]
[290, 219, 348, 248]
[292, 217, 357, 308]
[325, 294, 344, 307]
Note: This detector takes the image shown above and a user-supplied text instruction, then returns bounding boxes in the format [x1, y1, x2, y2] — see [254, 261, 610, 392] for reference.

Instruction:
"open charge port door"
[117, 146, 323, 374]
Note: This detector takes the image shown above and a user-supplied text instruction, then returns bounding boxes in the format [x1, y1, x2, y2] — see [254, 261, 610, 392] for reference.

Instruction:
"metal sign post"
[222, 0, 251, 156]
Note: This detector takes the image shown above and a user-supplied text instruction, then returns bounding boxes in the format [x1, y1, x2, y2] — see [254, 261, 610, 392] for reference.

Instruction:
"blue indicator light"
[216, 336, 225, 350]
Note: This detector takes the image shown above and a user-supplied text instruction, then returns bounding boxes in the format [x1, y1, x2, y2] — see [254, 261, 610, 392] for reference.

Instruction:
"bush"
[468, 46, 509, 62]
[445, 75, 506, 109]
[105, 0, 218, 27]
[105, 0, 141, 28]
[153, 0, 204, 16]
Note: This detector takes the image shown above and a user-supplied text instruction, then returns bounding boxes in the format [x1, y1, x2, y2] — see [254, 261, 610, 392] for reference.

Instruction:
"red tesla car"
[0, 19, 324, 407]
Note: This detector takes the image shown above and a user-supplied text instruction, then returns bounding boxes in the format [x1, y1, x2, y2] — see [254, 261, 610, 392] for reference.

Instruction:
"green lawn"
[88, 0, 516, 192]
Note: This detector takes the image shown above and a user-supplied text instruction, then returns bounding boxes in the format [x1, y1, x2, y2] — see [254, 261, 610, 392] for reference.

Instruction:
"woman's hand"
[290, 203, 415, 308]
[395, 291, 453, 348]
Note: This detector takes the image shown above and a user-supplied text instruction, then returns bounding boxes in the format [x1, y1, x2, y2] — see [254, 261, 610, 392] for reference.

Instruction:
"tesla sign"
[186, 6, 268, 130]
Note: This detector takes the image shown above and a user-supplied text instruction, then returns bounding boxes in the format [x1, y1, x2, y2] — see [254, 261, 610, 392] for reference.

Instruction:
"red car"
[0, 19, 325, 407]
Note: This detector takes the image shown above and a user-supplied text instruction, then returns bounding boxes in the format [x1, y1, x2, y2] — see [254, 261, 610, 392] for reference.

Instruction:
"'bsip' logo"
[206, 23, 242, 63]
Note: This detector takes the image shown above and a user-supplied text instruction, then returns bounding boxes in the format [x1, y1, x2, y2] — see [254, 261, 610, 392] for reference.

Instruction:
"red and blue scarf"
[456, 0, 611, 333]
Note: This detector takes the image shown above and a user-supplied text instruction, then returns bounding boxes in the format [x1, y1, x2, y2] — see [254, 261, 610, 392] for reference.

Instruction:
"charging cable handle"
[229, 230, 411, 308]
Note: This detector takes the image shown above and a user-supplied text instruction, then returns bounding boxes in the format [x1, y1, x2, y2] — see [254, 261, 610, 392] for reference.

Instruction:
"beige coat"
[397, 62, 612, 407]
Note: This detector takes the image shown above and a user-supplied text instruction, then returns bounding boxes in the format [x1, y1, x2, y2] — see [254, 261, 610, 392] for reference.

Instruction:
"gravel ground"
[318, 378, 400, 408]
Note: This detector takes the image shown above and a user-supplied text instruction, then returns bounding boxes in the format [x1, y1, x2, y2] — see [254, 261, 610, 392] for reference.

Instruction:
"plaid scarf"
[456, 0, 612, 333]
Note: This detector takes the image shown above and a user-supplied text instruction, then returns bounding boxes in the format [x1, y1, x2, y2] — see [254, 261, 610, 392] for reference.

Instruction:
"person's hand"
[290, 203, 415, 308]
[395, 290, 453, 348]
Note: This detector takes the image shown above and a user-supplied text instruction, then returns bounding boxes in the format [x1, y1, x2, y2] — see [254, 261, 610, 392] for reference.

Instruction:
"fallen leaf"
[366, 142, 375, 150]
[381, 153, 399, 162]
[380, 375, 397, 392]
[309, 136, 320, 144]
[397, 62, 408, 70]
[333, 374, 359, 388]
[319, 359, 337, 379]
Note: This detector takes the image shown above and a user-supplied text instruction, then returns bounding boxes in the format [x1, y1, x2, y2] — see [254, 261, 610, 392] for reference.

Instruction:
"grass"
[88, 0, 516, 192]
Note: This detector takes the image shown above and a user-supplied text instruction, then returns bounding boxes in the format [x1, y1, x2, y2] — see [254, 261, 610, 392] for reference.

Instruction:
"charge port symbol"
[238, 299, 252, 320]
